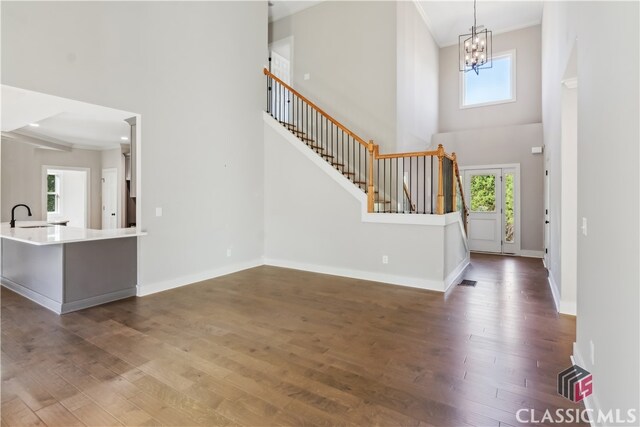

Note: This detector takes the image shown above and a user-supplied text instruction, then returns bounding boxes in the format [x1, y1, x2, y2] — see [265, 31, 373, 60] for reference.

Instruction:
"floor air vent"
[458, 280, 477, 287]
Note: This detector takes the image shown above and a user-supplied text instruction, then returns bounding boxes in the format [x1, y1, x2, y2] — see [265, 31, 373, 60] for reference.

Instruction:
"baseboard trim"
[520, 250, 544, 258]
[1, 277, 62, 314]
[444, 255, 470, 292]
[547, 271, 577, 316]
[559, 300, 577, 316]
[547, 272, 561, 313]
[137, 258, 264, 296]
[61, 288, 137, 314]
[264, 258, 446, 292]
[572, 343, 599, 427]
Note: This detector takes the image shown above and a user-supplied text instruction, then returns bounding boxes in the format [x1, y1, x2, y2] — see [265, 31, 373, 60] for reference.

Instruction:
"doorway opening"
[102, 168, 119, 230]
[269, 36, 292, 123]
[461, 164, 521, 255]
[42, 166, 90, 228]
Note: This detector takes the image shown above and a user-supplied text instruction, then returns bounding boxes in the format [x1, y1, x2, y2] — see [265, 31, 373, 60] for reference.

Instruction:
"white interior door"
[270, 51, 291, 123]
[465, 168, 503, 253]
[102, 168, 118, 230]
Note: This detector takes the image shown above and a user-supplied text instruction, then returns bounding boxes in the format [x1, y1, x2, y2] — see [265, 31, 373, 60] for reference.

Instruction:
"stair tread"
[307, 144, 325, 151]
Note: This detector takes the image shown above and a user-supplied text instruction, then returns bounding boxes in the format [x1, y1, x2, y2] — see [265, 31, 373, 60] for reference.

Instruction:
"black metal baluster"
[396, 158, 399, 213]
[378, 159, 391, 214]
[431, 156, 434, 214]
[376, 159, 379, 212]
[341, 131, 344, 174]
[422, 156, 426, 214]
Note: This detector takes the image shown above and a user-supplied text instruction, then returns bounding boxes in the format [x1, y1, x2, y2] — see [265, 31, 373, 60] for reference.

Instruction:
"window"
[504, 172, 515, 242]
[470, 174, 496, 212]
[461, 50, 516, 108]
[47, 173, 60, 214]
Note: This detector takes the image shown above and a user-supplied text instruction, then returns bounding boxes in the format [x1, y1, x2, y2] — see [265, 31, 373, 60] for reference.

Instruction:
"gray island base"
[1, 225, 142, 314]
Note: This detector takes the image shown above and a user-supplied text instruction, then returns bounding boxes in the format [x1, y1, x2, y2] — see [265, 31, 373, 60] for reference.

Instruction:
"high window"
[461, 50, 516, 108]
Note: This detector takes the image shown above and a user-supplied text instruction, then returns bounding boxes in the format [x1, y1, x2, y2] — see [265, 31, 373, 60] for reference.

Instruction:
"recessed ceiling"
[16, 112, 131, 150]
[417, 1, 543, 47]
[268, 1, 323, 22]
[1, 85, 136, 150]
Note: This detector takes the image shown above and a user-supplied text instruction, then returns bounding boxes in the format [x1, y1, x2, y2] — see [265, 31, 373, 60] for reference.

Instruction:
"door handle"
[111, 213, 116, 216]
[545, 220, 550, 224]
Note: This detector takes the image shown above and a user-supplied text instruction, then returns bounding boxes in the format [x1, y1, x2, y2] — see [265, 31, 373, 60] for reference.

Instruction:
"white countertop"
[1, 222, 146, 246]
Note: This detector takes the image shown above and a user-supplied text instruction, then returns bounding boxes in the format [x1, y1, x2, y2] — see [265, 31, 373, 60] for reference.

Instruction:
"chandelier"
[459, 0, 492, 74]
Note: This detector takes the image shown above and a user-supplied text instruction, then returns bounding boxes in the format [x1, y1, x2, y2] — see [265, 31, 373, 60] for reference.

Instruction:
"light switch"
[156, 207, 163, 217]
[304, 73, 310, 80]
[581, 217, 587, 236]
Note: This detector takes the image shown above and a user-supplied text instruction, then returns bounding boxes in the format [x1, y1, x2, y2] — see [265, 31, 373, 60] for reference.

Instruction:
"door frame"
[41, 165, 90, 227]
[460, 163, 521, 255]
[269, 36, 294, 79]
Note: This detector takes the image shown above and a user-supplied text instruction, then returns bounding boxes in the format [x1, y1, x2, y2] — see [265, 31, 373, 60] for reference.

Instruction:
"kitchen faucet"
[9, 204, 32, 228]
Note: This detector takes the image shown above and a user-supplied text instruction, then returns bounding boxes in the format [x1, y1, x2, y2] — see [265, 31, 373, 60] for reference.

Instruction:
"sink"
[19, 225, 53, 229]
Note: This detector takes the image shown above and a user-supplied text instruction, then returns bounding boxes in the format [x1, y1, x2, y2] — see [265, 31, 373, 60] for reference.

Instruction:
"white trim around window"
[459, 49, 517, 109]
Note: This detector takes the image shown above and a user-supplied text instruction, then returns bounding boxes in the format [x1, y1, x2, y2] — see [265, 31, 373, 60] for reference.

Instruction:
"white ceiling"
[268, 1, 323, 22]
[1, 85, 136, 150]
[418, 1, 543, 47]
[267, 1, 542, 44]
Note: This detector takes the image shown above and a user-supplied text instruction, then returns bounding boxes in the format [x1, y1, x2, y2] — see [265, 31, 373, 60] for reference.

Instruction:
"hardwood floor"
[1, 253, 585, 426]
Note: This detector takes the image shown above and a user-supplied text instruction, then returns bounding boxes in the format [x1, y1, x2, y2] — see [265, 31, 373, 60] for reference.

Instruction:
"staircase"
[264, 68, 468, 226]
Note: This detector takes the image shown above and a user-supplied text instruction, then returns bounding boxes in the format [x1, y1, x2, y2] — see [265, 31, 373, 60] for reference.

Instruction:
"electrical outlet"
[581, 217, 588, 236]
[590, 340, 595, 365]
[155, 207, 162, 217]
[382, 255, 389, 264]
[226, 248, 232, 257]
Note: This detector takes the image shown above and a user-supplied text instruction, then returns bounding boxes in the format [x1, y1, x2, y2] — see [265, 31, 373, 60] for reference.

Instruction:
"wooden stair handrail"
[264, 69, 467, 219]
[453, 159, 469, 233]
[375, 150, 454, 161]
[402, 182, 416, 212]
[264, 68, 369, 149]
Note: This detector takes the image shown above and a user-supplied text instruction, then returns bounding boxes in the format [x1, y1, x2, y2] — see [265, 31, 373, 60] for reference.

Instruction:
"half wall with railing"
[264, 68, 468, 230]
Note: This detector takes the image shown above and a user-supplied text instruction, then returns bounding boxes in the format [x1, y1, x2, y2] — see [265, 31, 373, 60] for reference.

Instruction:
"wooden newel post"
[367, 140, 375, 213]
[451, 152, 458, 212]
[436, 144, 445, 215]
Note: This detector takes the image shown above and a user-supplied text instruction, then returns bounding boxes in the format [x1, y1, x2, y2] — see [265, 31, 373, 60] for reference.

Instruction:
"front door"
[465, 169, 502, 252]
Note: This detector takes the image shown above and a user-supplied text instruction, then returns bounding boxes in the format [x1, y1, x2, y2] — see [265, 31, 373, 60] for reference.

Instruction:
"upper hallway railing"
[264, 68, 468, 228]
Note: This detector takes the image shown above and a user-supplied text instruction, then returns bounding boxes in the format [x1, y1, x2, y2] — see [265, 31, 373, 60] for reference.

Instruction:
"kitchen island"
[1, 223, 145, 314]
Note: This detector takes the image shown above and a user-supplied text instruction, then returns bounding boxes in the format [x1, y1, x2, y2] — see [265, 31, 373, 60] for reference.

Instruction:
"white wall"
[2, 2, 268, 291]
[264, 115, 468, 291]
[1, 140, 102, 228]
[542, 1, 639, 420]
[269, 1, 398, 152]
[433, 123, 544, 252]
[559, 84, 577, 314]
[396, 1, 439, 152]
[439, 25, 542, 133]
